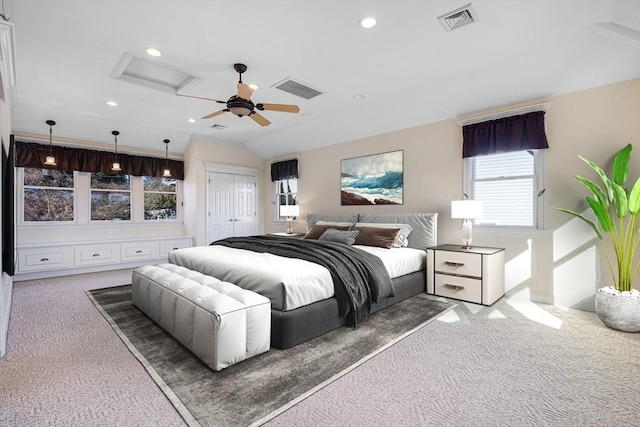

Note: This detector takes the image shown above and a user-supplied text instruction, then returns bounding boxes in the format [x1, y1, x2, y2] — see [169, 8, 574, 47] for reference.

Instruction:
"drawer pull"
[172, 247, 179, 250]
[40, 257, 49, 262]
[136, 250, 143, 254]
[92, 253, 100, 257]
[444, 284, 465, 293]
[444, 261, 464, 269]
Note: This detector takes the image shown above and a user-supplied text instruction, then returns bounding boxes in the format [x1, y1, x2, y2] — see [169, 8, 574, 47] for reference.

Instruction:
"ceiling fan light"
[230, 106, 252, 117]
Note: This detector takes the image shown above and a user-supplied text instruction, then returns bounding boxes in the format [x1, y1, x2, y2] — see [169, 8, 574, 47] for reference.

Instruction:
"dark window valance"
[15, 141, 185, 180]
[462, 111, 549, 158]
[271, 158, 298, 182]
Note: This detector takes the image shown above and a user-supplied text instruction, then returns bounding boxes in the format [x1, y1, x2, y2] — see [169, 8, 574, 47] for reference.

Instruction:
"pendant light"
[162, 139, 171, 177]
[43, 120, 57, 166]
[111, 130, 121, 172]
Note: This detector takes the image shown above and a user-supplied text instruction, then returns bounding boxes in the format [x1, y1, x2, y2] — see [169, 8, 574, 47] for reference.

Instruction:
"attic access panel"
[112, 53, 202, 94]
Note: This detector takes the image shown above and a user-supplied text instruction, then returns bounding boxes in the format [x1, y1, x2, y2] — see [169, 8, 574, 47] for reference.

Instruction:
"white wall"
[262, 78, 640, 307]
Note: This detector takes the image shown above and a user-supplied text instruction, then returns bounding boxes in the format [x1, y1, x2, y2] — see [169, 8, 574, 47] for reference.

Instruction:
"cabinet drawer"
[18, 247, 74, 272]
[434, 273, 482, 304]
[75, 244, 120, 266]
[434, 250, 481, 278]
[121, 242, 159, 261]
[160, 239, 192, 258]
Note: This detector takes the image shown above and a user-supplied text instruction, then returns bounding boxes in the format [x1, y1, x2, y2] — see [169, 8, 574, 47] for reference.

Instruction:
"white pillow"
[355, 222, 412, 247]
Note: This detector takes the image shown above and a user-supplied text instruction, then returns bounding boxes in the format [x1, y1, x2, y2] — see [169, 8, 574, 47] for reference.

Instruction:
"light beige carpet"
[2, 270, 639, 427]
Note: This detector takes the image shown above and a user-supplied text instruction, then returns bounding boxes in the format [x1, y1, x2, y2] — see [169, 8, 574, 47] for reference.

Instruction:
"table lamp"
[451, 200, 484, 249]
[280, 205, 300, 235]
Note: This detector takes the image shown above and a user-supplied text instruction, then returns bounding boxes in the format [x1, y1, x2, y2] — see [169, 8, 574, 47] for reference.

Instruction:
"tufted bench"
[132, 263, 271, 371]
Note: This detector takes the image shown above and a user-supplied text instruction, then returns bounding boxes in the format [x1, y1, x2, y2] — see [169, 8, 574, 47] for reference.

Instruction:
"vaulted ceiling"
[7, 0, 640, 159]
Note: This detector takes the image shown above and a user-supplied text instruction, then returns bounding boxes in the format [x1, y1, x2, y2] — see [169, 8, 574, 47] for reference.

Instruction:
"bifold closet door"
[207, 172, 257, 243]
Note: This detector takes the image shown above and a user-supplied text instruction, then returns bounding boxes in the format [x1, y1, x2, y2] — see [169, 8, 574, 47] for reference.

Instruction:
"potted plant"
[556, 143, 640, 332]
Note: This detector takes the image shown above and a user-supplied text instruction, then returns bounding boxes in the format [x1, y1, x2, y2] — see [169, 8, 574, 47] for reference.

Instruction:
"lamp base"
[286, 218, 293, 234]
[461, 219, 473, 250]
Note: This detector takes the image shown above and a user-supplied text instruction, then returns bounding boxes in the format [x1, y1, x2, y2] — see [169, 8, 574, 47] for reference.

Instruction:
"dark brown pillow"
[303, 225, 351, 240]
[353, 226, 401, 249]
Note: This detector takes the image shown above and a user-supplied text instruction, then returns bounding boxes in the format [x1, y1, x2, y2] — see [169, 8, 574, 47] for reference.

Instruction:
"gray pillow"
[318, 228, 360, 245]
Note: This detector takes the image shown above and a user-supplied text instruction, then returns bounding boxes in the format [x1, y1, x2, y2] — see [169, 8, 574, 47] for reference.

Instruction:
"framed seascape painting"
[340, 150, 403, 205]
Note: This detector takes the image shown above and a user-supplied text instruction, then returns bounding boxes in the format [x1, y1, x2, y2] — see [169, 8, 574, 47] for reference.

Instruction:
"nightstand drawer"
[434, 250, 481, 277]
[434, 273, 482, 304]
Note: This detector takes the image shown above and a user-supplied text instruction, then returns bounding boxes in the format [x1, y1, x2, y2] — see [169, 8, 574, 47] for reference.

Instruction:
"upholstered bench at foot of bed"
[131, 263, 271, 371]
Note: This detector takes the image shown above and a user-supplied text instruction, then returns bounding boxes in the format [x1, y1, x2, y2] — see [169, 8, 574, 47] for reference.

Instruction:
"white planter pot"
[595, 287, 640, 333]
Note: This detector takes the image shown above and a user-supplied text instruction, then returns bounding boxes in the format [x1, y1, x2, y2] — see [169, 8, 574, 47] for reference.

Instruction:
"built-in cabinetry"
[15, 236, 193, 280]
[426, 244, 505, 305]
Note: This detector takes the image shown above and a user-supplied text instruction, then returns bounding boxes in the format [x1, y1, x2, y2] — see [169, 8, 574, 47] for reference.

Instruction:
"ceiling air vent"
[272, 78, 323, 100]
[112, 53, 202, 94]
[437, 3, 478, 32]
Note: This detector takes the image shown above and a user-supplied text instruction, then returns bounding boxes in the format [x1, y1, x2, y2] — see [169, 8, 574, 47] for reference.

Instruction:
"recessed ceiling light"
[359, 17, 377, 29]
[353, 94, 366, 100]
[145, 47, 162, 57]
[187, 118, 196, 123]
[106, 100, 118, 106]
[249, 84, 259, 90]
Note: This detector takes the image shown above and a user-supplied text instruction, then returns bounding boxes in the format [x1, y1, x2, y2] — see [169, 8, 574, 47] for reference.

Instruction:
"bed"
[168, 212, 438, 349]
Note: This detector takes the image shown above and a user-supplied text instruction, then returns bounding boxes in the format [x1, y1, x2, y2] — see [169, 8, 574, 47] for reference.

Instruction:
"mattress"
[168, 245, 425, 311]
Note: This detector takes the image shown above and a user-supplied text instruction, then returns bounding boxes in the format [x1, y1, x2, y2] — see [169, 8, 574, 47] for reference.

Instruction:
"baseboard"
[13, 259, 166, 282]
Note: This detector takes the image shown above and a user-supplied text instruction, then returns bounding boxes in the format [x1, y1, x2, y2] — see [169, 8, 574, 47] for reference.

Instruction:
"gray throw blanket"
[211, 236, 394, 326]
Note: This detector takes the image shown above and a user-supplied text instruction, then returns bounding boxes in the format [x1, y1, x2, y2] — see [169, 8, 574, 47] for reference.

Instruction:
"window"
[464, 149, 545, 229]
[143, 176, 177, 220]
[90, 173, 131, 221]
[275, 178, 298, 220]
[23, 168, 75, 222]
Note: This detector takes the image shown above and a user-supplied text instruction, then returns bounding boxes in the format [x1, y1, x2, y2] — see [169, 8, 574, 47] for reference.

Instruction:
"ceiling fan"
[179, 63, 300, 126]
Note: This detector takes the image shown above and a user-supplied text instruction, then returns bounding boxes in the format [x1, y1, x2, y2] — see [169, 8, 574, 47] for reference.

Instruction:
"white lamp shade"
[451, 200, 484, 219]
[280, 205, 299, 217]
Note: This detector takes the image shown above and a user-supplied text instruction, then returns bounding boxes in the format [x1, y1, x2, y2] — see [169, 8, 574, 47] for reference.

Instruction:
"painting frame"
[340, 150, 404, 206]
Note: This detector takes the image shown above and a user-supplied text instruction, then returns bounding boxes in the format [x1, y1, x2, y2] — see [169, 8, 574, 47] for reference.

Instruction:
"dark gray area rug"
[87, 285, 454, 427]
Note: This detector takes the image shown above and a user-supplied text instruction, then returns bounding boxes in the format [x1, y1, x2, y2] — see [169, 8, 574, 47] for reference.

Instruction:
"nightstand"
[426, 244, 505, 305]
[267, 232, 305, 238]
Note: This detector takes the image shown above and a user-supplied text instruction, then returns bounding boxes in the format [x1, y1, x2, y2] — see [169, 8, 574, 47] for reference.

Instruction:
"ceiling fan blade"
[257, 103, 300, 113]
[237, 83, 254, 100]
[201, 109, 228, 119]
[250, 112, 271, 126]
[178, 94, 226, 104]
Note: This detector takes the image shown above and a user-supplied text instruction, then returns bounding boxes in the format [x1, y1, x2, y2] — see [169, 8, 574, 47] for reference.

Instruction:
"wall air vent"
[272, 78, 323, 100]
[437, 3, 478, 32]
[112, 52, 202, 94]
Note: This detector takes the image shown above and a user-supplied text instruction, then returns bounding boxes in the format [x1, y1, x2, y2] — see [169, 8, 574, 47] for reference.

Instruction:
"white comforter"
[169, 245, 425, 311]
